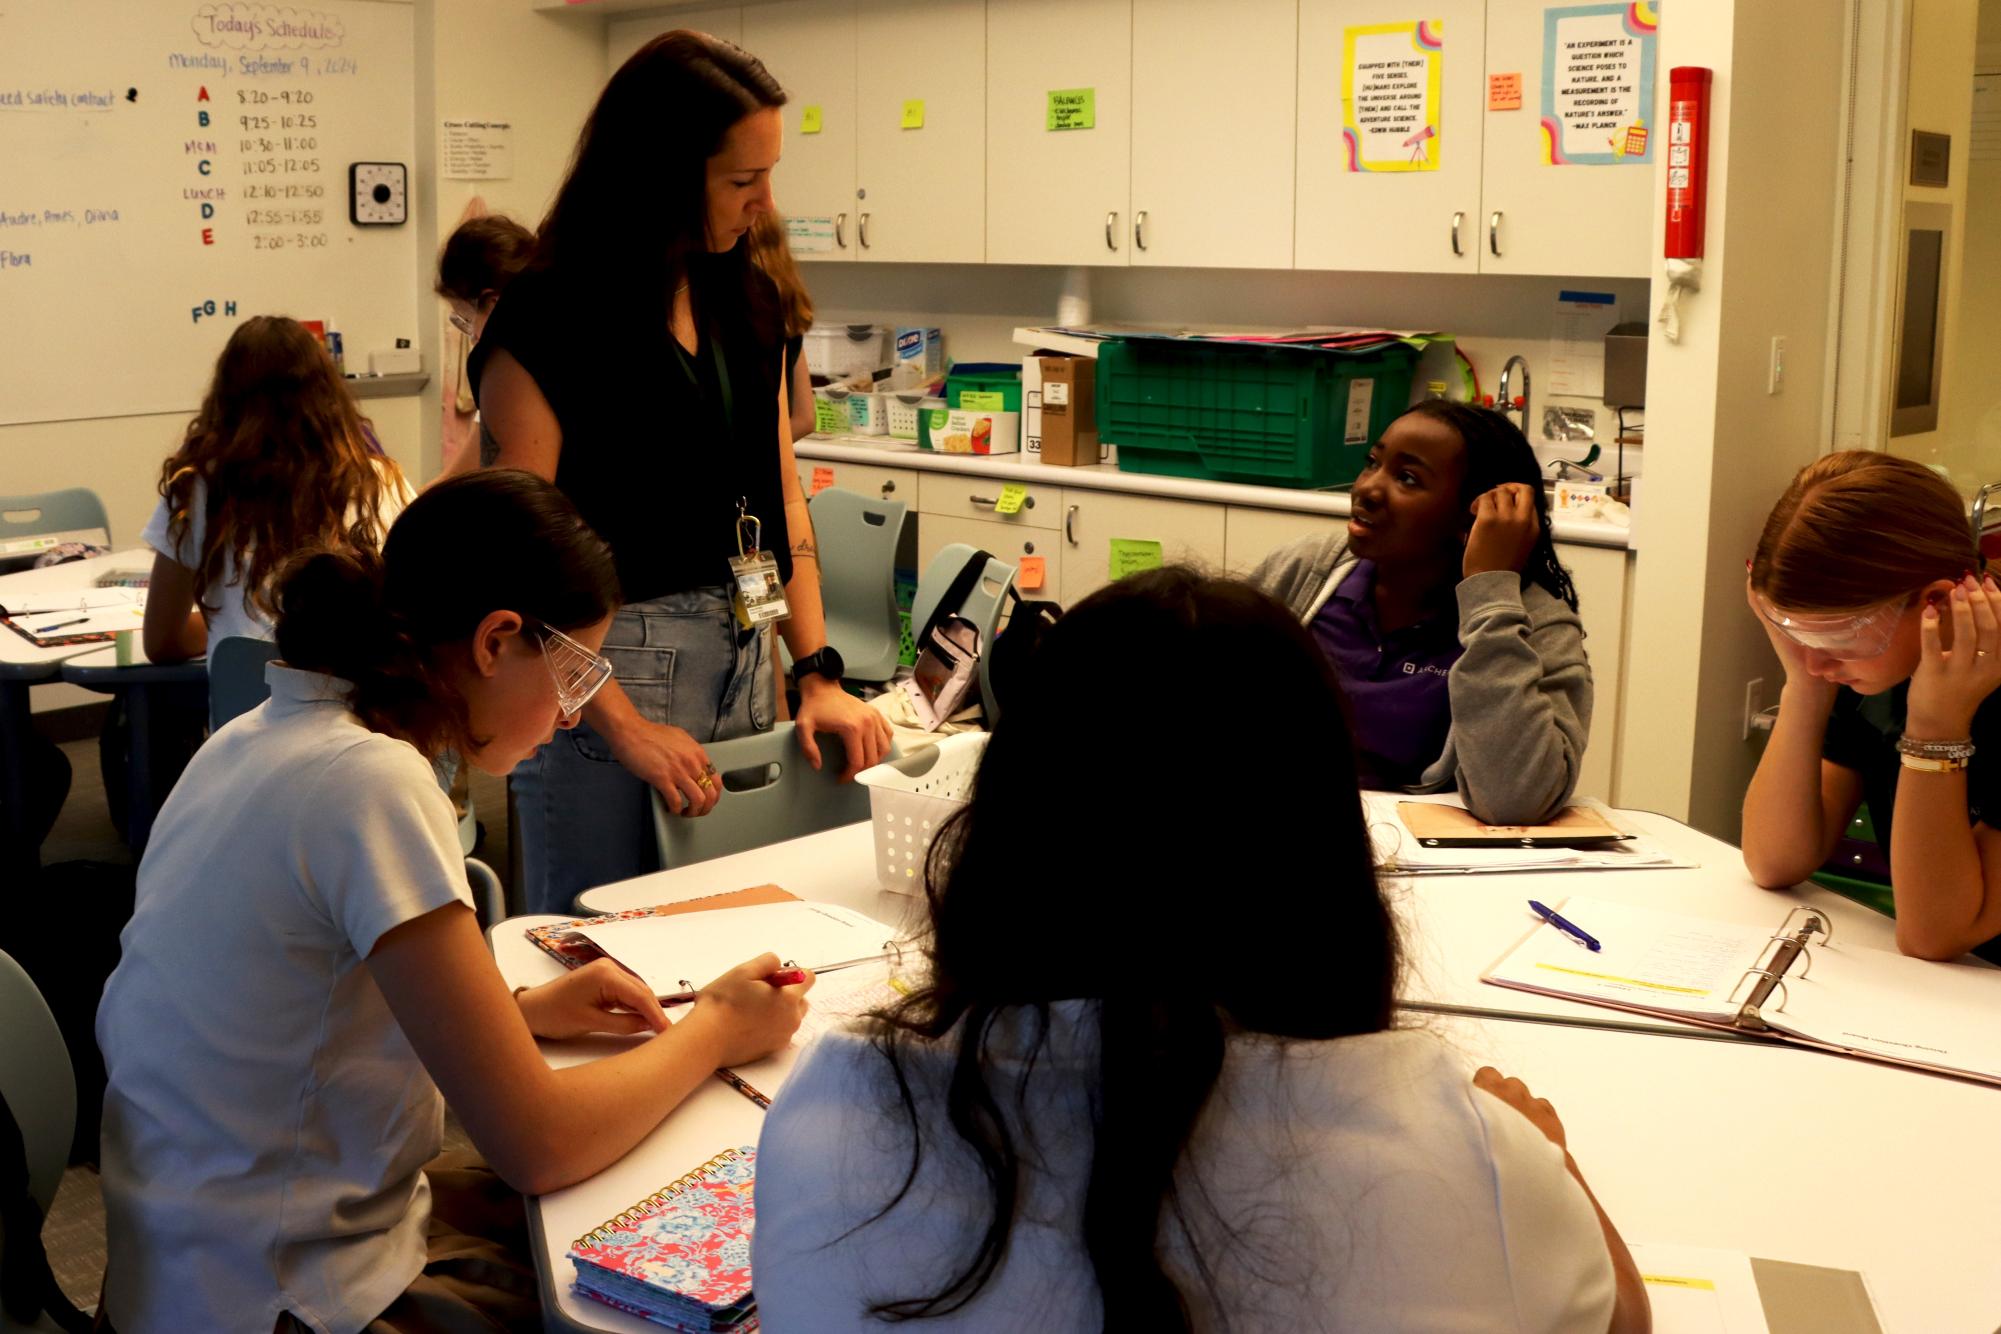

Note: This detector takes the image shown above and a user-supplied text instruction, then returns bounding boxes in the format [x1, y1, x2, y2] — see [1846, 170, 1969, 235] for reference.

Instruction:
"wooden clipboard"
[1395, 802, 1632, 848]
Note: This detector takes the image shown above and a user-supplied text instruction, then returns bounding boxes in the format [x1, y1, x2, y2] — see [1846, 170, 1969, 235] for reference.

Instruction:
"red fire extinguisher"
[1658, 66, 1713, 342]
[1665, 67, 1712, 259]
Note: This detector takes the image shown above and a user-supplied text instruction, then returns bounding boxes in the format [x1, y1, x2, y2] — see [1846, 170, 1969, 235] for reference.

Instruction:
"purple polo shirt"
[1310, 561, 1464, 787]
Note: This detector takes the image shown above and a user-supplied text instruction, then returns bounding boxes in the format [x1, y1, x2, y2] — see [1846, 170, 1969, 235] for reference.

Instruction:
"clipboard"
[1395, 801, 1633, 848]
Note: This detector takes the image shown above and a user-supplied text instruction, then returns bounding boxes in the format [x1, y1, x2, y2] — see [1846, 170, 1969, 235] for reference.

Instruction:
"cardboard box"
[1033, 355, 1098, 466]
[895, 327, 944, 378]
[928, 407, 1019, 455]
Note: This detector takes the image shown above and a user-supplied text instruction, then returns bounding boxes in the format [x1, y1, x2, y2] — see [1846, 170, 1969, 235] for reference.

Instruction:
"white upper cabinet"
[1477, 0, 1656, 277]
[744, 0, 860, 262]
[985, 0, 1133, 267]
[1130, 0, 1298, 270]
[853, 0, 987, 263]
[1294, 0, 1486, 273]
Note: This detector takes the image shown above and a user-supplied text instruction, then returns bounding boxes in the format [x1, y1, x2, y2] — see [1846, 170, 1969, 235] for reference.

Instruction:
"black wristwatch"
[792, 645, 845, 683]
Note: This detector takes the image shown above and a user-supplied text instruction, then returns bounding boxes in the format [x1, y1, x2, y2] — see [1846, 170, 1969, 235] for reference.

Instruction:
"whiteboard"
[0, 0, 419, 426]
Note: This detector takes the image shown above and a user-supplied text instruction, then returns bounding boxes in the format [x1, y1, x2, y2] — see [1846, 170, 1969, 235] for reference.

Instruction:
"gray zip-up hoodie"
[1248, 532, 1593, 824]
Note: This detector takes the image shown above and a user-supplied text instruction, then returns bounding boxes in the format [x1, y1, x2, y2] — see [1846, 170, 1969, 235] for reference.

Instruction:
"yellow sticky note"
[810, 465, 835, 495]
[994, 483, 1028, 515]
[1017, 555, 1046, 591]
[900, 99, 925, 130]
[1109, 538, 1164, 581]
[801, 105, 823, 134]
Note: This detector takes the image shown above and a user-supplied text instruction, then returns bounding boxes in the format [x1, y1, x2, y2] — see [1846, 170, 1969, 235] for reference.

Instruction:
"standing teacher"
[472, 31, 891, 913]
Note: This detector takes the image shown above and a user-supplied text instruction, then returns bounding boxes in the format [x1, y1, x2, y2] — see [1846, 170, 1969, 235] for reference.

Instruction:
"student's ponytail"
[274, 545, 456, 753]
[273, 469, 620, 757]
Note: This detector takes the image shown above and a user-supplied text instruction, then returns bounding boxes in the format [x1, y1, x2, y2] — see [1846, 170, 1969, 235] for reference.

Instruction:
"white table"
[497, 815, 1998, 1334]
[0, 549, 155, 868]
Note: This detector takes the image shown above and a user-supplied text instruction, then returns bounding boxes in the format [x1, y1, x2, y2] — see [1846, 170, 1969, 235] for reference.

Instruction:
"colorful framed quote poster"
[1540, 2, 1658, 166]
[1341, 21, 1444, 173]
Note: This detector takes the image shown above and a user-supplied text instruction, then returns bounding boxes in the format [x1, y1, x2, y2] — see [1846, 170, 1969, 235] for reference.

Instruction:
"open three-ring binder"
[1483, 897, 2001, 1085]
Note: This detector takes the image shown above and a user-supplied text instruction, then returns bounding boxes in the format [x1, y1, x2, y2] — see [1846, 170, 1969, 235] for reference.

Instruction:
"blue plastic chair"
[795, 488, 908, 683]
[910, 543, 1016, 724]
[207, 636, 281, 731]
[651, 722, 895, 871]
[205, 636, 501, 924]
[0, 487, 110, 551]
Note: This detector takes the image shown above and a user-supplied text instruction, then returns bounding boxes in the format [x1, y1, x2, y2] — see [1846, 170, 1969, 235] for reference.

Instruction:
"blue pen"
[1528, 900, 1601, 952]
[33, 616, 88, 634]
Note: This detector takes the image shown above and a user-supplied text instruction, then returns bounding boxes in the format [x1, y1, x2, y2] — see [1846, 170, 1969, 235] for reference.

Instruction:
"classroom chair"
[205, 637, 503, 927]
[0, 487, 111, 551]
[0, 948, 88, 1334]
[1974, 480, 2001, 568]
[648, 723, 895, 876]
[785, 488, 908, 684]
[207, 636, 281, 732]
[910, 544, 1017, 725]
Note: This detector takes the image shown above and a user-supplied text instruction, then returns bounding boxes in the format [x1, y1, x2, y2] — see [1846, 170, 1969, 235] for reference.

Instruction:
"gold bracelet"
[1900, 752, 1972, 773]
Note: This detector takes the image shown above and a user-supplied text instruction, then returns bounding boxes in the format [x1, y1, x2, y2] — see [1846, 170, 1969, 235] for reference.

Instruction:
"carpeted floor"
[35, 727, 504, 1312]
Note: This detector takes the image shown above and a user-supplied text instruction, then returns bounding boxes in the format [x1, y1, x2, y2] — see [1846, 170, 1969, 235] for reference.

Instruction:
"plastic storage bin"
[884, 391, 938, 441]
[847, 391, 889, 435]
[804, 324, 892, 380]
[855, 732, 988, 892]
[1096, 338, 1419, 489]
[945, 362, 1024, 413]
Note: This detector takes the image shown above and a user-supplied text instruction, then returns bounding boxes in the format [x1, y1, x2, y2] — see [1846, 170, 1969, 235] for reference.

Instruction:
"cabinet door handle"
[1134, 210, 1148, 251]
[1488, 210, 1502, 258]
[1065, 504, 1079, 545]
[1451, 210, 1464, 257]
[1106, 211, 1118, 251]
[879, 480, 895, 496]
[969, 494, 998, 506]
[834, 212, 847, 249]
[859, 212, 871, 249]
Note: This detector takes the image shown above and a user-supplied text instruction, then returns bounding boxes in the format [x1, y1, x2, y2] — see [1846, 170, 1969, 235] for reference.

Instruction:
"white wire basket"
[855, 732, 988, 893]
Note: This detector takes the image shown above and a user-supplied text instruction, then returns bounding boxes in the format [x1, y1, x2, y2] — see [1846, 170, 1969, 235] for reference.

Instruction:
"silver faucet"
[1497, 355, 1531, 438]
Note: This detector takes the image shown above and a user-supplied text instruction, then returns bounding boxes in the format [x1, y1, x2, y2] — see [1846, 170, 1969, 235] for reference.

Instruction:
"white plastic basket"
[855, 732, 989, 893]
[803, 324, 891, 380]
[883, 391, 936, 441]
[847, 391, 889, 435]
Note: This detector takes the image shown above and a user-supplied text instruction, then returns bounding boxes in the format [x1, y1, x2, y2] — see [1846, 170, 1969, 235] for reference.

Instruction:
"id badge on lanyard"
[730, 498, 790, 628]
[675, 328, 790, 629]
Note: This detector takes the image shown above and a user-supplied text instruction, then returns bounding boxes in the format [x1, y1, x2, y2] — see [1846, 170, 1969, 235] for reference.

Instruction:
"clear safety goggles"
[531, 621, 613, 717]
[1755, 591, 1913, 657]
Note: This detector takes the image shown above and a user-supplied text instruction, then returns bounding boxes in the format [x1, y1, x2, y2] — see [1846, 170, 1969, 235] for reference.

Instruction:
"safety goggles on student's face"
[530, 622, 613, 717]
[1755, 591, 1913, 657]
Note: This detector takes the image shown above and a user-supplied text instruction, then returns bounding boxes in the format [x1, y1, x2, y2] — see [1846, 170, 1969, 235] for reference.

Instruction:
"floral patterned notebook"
[569, 1145, 760, 1333]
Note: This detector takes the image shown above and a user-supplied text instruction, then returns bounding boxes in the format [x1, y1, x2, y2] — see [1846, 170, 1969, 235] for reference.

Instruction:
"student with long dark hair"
[96, 471, 809, 1333]
[1251, 400, 1591, 823]
[754, 567, 1647, 1333]
[1743, 451, 2001, 960]
[473, 31, 890, 914]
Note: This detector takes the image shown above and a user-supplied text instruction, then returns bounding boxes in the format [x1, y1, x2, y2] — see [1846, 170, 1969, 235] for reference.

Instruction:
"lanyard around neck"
[673, 320, 734, 437]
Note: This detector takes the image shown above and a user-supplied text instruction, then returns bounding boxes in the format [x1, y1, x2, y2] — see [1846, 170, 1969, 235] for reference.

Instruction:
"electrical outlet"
[1742, 677, 1766, 740]
[1767, 336, 1787, 394]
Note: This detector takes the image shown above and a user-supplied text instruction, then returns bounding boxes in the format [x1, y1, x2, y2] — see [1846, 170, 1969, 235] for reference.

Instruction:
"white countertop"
[796, 436, 1634, 550]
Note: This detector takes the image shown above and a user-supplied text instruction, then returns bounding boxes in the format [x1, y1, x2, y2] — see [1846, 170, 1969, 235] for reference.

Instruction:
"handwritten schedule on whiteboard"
[0, 1, 417, 426]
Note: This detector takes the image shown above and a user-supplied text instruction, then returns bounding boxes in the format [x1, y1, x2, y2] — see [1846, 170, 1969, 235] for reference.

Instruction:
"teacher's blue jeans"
[510, 588, 773, 916]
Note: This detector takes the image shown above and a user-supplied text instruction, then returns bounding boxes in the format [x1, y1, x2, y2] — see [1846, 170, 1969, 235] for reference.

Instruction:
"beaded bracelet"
[1895, 735, 1976, 761]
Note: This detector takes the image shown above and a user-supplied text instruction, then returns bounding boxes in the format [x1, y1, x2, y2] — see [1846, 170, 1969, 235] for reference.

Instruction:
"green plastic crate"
[1097, 338, 1419, 489]
[945, 362, 1022, 413]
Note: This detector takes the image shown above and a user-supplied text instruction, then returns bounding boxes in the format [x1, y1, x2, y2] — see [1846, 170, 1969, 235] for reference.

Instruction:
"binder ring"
[1773, 906, 1833, 946]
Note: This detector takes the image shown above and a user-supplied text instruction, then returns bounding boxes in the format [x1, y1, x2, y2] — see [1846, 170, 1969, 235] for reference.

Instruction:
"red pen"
[767, 968, 808, 987]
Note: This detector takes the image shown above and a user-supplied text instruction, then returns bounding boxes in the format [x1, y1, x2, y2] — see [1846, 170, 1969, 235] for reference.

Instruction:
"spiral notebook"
[569, 1145, 760, 1333]
[1484, 896, 2001, 1085]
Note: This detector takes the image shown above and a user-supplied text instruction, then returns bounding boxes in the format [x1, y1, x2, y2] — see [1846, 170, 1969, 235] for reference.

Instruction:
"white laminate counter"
[796, 436, 1633, 550]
